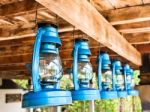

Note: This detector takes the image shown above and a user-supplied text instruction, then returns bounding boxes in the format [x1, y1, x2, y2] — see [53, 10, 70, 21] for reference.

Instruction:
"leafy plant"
[133, 70, 140, 85]
[13, 79, 28, 89]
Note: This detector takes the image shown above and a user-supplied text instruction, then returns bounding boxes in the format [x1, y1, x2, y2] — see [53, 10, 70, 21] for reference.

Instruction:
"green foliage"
[60, 74, 142, 112]
[95, 99, 120, 112]
[133, 70, 141, 85]
[13, 79, 28, 89]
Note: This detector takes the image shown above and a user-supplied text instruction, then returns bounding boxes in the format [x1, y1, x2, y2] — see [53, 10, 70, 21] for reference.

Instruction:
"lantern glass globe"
[126, 75, 132, 84]
[131, 77, 135, 89]
[39, 53, 63, 85]
[115, 70, 125, 90]
[102, 69, 112, 90]
[78, 62, 93, 84]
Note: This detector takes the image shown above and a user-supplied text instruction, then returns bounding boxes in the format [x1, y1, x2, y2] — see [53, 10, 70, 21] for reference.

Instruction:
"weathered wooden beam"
[125, 33, 150, 44]
[0, 0, 44, 18]
[0, 54, 32, 64]
[0, 0, 149, 27]
[35, 0, 141, 66]
[0, 45, 142, 67]
[143, 0, 150, 4]
[0, 40, 148, 61]
[0, 63, 27, 71]
[0, 71, 30, 79]
[115, 21, 150, 33]
[136, 44, 150, 53]
[90, 0, 114, 11]
[102, 4, 150, 25]
[105, 0, 142, 9]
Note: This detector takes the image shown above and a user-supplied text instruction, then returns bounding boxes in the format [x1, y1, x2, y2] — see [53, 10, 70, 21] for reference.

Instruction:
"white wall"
[0, 89, 27, 112]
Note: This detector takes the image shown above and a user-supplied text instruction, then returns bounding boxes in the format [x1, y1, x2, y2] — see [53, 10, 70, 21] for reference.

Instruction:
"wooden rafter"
[125, 33, 150, 44]
[35, 0, 141, 66]
[0, 0, 44, 18]
[0, 71, 30, 79]
[102, 4, 150, 25]
[115, 21, 150, 34]
[136, 44, 150, 53]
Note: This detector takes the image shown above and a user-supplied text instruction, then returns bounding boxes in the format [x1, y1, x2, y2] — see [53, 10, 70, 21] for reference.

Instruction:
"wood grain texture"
[115, 21, 150, 33]
[102, 4, 150, 25]
[125, 33, 150, 44]
[35, 0, 142, 66]
[107, 0, 142, 8]
[143, 0, 150, 4]
[91, 0, 114, 11]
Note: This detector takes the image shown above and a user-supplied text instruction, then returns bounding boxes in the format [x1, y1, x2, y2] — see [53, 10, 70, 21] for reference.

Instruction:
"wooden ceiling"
[0, 0, 149, 79]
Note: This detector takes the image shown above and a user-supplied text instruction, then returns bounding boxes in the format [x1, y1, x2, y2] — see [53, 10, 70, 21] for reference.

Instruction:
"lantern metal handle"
[97, 54, 102, 90]
[112, 64, 116, 91]
[123, 66, 128, 91]
[73, 44, 80, 90]
[32, 28, 44, 92]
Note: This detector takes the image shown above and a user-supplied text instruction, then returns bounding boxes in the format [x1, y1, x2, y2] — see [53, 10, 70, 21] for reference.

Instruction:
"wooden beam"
[0, 0, 44, 18]
[0, 54, 32, 64]
[136, 44, 150, 53]
[143, 0, 150, 4]
[102, 4, 150, 25]
[90, 0, 114, 11]
[0, 71, 30, 79]
[125, 33, 150, 44]
[0, 0, 18, 5]
[106, 0, 142, 9]
[0, 0, 149, 27]
[14, 16, 29, 24]
[115, 21, 150, 33]
[0, 63, 27, 71]
[0, 45, 145, 67]
[35, 0, 141, 66]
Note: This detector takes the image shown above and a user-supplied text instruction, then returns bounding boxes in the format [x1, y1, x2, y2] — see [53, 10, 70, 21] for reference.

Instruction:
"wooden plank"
[0, 54, 32, 64]
[107, 0, 142, 8]
[0, 33, 148, 59]
[0, 44, 146, 66]
[0, 63, 27, 71]
[102, 4, 150, 25]
[115, 21, 150, 33]
[91, 0, 114, 11]
[143, 0, 150, 4]
[125, 33, 150, 44]
[35, 0, 142, 66]
[136, 44, 150, 53]
[0, 0, 44, 18]
[0, 71, 30, 79]
[0, 0, 18, 5]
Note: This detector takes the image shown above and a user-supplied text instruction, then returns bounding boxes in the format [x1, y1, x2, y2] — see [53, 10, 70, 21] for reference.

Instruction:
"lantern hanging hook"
[55, 14, 59, 27]
[98, 42, 101, 55]
[72, 26, 76, 47]
[35, 2, 38, 28]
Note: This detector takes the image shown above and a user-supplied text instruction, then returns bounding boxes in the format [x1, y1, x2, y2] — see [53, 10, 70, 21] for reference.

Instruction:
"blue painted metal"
[123, 65, 139, 96]
[22, 90, 72, 108]
[71, 39, 100, 101]
[97, 52, 118, 99]
[22, 23, 72, 108]
[112, 60, 127, 98]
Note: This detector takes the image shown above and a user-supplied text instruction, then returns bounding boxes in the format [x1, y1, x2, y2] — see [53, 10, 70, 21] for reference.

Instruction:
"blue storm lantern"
[112, 60, 127, 98]
[22, 23, 72, 108]
[97, 52, 118, 99]
[124, 65, 139, 96]
[71, 39, 100, 101]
